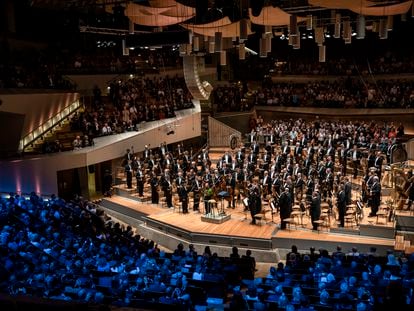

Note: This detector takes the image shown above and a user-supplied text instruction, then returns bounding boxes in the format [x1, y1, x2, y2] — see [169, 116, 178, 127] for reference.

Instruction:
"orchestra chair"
[376, 204, 389, 224]
[173, 195, 181, 213]
[344, 208, 357, 228]
[290, 210, 302, 227]
[313, 219, 328, 233]
[282, 218, 295, 231]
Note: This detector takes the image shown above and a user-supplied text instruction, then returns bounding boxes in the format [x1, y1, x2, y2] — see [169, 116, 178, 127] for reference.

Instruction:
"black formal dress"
[337, 190, 347, 227]
[279, 191, 292, 229]
[310, 193, 321, 230]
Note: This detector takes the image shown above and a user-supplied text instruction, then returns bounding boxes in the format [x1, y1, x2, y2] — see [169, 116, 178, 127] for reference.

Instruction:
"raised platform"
[99, 192, 398, 257]
[201, 213, 231, 224]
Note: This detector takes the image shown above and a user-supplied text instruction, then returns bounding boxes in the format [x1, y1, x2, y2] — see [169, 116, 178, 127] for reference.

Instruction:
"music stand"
[217, 191, 230, 216]
[269, 200, 277, 223]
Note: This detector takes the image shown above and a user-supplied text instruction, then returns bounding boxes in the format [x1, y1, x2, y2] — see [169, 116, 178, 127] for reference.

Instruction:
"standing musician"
[337, 184, 347, 227]
[248, 178, 262, 225]
[261, 170, 272, 198]
[150, 173, 159, 204]
[161, 172, 173, 208]
[192, 175, 202, 212]
[374, 151, 384, 180]
[349, 144, 362, 178]
[305, 175, 314, 203]
[294, 173, 304, 202]
[135, 166, 144, 197]
[369, 176, 381, 217]
[310, 191, 321, 231]
[178, 182, 189, 214]
[279, 187, 293, 230]
[125, 160, 133, 189]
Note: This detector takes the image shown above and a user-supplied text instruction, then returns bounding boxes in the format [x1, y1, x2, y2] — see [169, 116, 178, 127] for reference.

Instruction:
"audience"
[3, 191, 412, 310]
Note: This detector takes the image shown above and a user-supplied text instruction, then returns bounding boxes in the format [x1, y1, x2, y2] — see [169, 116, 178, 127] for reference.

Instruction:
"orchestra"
[119, 118, 397, 229]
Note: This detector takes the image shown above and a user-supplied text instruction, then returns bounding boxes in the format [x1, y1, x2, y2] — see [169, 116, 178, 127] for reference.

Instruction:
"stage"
[97, 186, 410, 261]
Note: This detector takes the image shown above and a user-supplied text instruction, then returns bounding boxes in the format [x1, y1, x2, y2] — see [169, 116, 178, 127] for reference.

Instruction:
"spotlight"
[167, 130, 175, 135]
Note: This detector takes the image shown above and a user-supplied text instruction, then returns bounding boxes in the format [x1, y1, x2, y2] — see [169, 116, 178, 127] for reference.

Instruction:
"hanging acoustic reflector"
[266, 34, 272, 53]
[214, 32, 222, 52]
[129, 20, 134, 34]
[315, 27, 324, 46]
[319, 45, 326, 62]
[220, 50, 226, 65]
[334, 13, 341, 38]
[306, 15, 313, 30]
[259, 37, 267, 57]
[379, 18, 388, 39]
[289, 15, 298, 36]
[122, 39, 129, 56]
[356, 15, 365, 39]
[208, 36, 215, 53]
[343, 20, 352, 44]
[240, 19, 248, 41]
[239, 43, 245, 60]
[193, 36, 199, 51]
[387, 15, 393, 31]
[372, 21, 379, 33]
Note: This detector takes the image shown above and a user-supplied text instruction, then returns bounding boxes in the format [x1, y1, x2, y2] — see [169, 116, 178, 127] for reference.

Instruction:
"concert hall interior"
[2, 0, 414, 310]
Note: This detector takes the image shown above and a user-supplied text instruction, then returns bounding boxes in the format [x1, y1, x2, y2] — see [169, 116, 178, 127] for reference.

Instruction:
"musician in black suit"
[369, 176, 381, 217]
[125, 160, 133, 189]
[279, 187, 292, 229]
[337, 184, 347, 227]
[305, 175, 314, 203]
[367, 150, 376, 174]
[248, 179, 261, 225]
[161, 175, 173, 208]
[150, 174, 159, 204]
[338, 144, 348, 176]
[310, 191, 321, 230]
[348, 145, 362, 178]
[192, 175, 202, 212]
[374, 151, 384, 180]
[178, 183, 188, 214]
[344, 177, 352, 205]
[135, 167, 144, 197]
[294, 173, 304, 202]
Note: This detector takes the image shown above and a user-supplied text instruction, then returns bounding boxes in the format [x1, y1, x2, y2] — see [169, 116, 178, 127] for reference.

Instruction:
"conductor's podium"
[201, 199, 231, 224]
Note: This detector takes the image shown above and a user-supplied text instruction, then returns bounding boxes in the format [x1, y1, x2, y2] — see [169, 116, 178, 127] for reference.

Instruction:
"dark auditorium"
[2, 1, 414, 310]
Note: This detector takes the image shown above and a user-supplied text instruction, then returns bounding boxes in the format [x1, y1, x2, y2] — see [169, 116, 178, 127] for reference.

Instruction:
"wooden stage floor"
[102, 194, 397, 254]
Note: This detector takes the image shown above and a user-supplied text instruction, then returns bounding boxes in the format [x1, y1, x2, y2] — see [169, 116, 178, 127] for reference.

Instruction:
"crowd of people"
[1, 190, 413, 310]
[68, 75, 193, 151]
[274, 53, 414, 76]
[0, 45, 180, 90]
[212, 78, 414, 112]
[120, 115, 411, 230]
